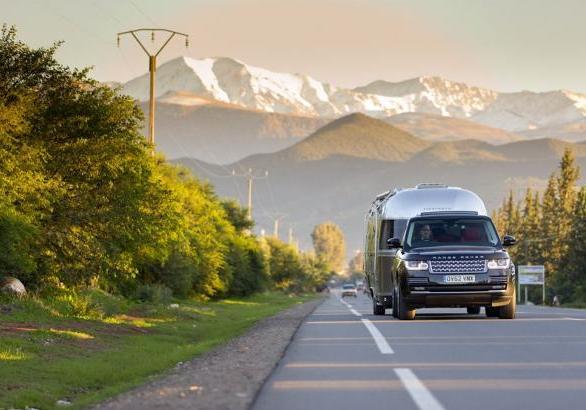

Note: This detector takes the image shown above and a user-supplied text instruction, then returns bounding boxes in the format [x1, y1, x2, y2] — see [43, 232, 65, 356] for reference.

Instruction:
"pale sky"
[4, 0, 586, 92]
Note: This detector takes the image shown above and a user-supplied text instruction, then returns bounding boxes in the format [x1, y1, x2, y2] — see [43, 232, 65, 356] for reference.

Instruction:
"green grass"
[560, 302, 586, 309]
[0, 289, 317, 409]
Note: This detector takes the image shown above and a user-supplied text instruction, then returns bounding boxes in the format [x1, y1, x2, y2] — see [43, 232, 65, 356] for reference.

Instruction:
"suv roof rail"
[418, 211, 479, 217]
[415, 183, 450, 189]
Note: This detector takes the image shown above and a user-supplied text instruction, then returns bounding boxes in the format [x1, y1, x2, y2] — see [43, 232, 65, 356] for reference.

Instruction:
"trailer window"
[379, 219, 408, 249]
[379, 220, 393, 249]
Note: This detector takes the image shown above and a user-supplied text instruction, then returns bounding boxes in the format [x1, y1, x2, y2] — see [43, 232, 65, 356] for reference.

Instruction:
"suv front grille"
[429, 259, 487, 274]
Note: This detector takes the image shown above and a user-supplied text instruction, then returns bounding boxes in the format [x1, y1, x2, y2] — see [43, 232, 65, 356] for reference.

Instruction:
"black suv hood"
[405, 246, 508, 259]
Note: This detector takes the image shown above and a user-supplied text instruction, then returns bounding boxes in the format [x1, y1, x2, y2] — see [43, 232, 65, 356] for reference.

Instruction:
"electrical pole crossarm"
[231, 168, 269, 222]
[117, 28, 189, 149]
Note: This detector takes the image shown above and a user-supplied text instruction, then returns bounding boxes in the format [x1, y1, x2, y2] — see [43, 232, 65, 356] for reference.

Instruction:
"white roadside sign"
[518, 265, 545, 285]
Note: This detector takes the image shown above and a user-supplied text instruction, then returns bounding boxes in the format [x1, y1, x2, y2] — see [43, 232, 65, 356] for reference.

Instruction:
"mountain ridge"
[123, 55, 586, 140]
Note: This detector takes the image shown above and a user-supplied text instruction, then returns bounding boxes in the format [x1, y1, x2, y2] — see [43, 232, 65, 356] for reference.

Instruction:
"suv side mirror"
[387, 237, 402, 248]
[503, 235, 517, 247]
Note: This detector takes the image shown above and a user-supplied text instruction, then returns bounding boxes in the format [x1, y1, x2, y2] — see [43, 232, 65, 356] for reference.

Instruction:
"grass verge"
[0, 289, 317, 409]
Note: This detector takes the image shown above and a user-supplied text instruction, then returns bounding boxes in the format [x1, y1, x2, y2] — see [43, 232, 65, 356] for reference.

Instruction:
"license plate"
[444, 275, 475, 283]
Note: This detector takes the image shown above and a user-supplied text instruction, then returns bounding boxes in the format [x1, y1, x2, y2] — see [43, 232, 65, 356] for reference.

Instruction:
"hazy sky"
[4, 0, 586, 92]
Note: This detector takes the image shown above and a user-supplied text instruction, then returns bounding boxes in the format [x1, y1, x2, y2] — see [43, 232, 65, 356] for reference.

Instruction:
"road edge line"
[361, 318, 394, 354]
[394, 368, 445, 410]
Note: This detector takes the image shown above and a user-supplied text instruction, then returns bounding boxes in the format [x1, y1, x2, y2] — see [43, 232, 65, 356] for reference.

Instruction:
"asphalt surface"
[252, 290, 586, 410]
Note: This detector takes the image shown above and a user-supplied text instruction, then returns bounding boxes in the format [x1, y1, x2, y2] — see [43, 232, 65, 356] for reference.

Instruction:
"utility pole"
[288, 226, 293, 245]
[274, 218, 280, 238]
[232, 168, 269, 222]
[117, 28, 189, 147]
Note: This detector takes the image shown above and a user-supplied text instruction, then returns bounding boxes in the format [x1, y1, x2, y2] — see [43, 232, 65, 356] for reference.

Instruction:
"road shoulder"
[93, 295, 325, 410]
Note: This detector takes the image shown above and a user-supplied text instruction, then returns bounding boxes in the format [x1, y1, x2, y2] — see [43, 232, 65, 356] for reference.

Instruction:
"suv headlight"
[487, 258, 510, 269]
[405, 260, 429, 271]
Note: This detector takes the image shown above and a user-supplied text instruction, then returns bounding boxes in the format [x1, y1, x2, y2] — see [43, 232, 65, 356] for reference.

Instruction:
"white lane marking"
[565, 317, 586, 320]
[361, 319, 393, 354]
[349, 308, 362, 317]
[394, 368, 445, 410]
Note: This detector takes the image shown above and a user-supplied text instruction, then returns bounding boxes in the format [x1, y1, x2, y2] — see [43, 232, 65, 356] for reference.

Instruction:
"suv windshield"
[343, 284, 356, 289]
[404, 217, 499, 250]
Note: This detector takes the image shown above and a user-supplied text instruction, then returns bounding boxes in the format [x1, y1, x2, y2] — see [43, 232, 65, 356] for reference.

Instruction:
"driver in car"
[419, 224, 432, 241]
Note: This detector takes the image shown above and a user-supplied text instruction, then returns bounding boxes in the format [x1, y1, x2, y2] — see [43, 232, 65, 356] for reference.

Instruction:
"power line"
[231, 168, 269, 221]
[128, 0, 158, 27]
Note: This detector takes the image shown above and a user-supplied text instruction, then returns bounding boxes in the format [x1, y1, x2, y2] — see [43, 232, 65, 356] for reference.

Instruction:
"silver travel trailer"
[363, 184, 517, 319]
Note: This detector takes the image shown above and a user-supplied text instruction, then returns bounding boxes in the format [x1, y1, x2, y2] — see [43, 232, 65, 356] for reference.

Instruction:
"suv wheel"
[397, 286, 415, 320]
[373, 297, 385, 316]
[467, 307, 481, 315]
[485, 306, 499, 317]
[498, 291, 516, 319]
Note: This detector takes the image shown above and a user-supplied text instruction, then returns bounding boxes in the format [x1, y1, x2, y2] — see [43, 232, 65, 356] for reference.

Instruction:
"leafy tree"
[221, 199, 254, 233]
[348, 251, 364, 276]
[311, 221, 346, 272]
[519, 189, 542, 266]
[494, 149, 582, 302]
[0, 26, 325, 299]
[560, 188, 586, 300]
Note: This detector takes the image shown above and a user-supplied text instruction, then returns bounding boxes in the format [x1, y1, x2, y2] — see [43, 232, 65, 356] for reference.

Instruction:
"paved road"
[252, 291, 586, 410]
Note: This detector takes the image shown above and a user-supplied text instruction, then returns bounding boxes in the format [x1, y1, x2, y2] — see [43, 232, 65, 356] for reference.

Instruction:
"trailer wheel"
[373, 297, 385, 315]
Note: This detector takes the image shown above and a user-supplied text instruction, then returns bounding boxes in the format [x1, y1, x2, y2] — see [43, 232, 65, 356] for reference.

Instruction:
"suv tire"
[498, 292, 516, 319]
[485, 306, 499, 317]
[397, 286, 415, 320]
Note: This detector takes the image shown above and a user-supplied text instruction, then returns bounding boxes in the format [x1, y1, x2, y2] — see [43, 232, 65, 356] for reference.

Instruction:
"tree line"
[0, 27, 340, 299]
[493, 148, 586, 303]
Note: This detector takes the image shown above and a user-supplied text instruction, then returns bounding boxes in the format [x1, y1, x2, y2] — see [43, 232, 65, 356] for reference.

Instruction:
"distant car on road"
[356, 281, 364, 291]
[341, 283, 357, 298]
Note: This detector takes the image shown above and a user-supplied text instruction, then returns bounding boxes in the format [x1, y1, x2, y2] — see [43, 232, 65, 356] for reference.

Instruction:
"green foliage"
[222, 235, 268, 296]
[0, 27, 325, 300]
[134, 284, 173, 304]
[494, 148, 585, 303]
[221, 199, 254, 233]
[311, 221, 346, 272]
[262, 237, 329, 293]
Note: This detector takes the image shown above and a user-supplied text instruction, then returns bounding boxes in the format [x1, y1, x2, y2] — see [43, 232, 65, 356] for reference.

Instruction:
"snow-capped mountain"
[123, 57, 448, 118]
[353, 77, 498, 117]
[122, 55, 586, 135]
[471, 90, 586, 131]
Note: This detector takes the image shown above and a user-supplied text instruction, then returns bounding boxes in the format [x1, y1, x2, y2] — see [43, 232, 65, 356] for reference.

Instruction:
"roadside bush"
[134, 284, 173, 304]
[0, 27, 327, 300]
[224, 236, 268, 297]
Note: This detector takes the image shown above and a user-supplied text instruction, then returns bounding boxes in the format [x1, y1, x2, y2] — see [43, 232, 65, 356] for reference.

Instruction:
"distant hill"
[518, 119, 586, 142]
[175, 122, 586, 259]
[144, 95, 329, 162]
[268, 113, 431, 162]
[492, 138, 586, 162]
[385, 112, 524, 145]
[410, 140, 509, 165]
